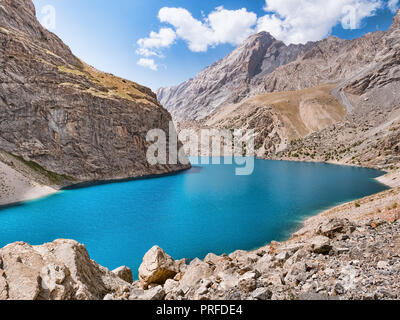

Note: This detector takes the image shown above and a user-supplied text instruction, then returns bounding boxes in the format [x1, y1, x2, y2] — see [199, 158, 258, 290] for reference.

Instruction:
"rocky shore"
[1, 184, 399, 300]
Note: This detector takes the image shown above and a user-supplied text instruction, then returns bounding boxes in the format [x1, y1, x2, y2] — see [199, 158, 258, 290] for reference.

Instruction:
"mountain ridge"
[156, 31, 316, 120]
[0, 0, 189, 205]
[158, 10, 400, 171]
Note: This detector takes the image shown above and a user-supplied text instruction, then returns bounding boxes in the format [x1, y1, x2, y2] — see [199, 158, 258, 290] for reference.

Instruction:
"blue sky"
[32, 0, 398, 90]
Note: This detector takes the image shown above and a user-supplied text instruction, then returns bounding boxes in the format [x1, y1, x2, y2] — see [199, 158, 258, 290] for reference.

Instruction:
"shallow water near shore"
[0, 158, 388, 278]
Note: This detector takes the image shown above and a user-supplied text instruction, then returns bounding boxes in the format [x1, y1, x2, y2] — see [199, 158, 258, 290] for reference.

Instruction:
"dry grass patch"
[246, 84, 345, 139]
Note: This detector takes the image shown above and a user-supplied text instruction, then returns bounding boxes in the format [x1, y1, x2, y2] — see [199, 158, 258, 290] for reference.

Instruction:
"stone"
[0, 240, 129, 300]
[317, 219, 345, 238]
[276, 251, 290, 264]
[238, 278, 257, 293]
[201, 279, 213, 288]
[196, 286, 209, 296]
[334, 283, 345, 295]
[112, 266, 133, 284]
[334, 247, 350, 255]
[297, 293, 339, 300]
[204, 253, 220, 265]
[261, 273, 283, 287]
[284, 262, 308, 285]
[377, 261, 389, 269]
[251, 287, 272, 300]
[175, 259, 188, 273]
[163, 279, 179, 294]
[0, 270, 8, 300]
[142, 285, 165, 300]
[138, 246, 178, 289]
[255, 254, 273, 273]
[309, 236, 332, 254]
[179, 259, 213, 288]
[103, 294, 114, 300]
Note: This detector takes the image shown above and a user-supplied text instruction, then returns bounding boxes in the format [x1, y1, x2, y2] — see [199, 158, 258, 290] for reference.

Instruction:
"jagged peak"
[242, 31, 276, 45]
[389, 8, 400, 32]
[395, 9, 400, 23]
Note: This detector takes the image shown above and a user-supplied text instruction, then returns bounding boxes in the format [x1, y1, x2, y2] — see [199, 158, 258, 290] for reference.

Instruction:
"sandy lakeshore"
[0, 160, 57, 207]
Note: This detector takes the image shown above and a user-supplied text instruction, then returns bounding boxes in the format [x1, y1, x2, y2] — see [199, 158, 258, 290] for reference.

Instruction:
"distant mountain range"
[158, 10, 400, 170]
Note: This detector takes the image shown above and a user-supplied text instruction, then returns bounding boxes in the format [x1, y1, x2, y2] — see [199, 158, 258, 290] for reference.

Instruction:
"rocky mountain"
[159, 10, 400, 171]
[178, 84, 346, 157]
[156, 32, 315, 121]
[276, 10, 400, 171]
[156, 28, 384, 122]
[0, 0, 189, 197]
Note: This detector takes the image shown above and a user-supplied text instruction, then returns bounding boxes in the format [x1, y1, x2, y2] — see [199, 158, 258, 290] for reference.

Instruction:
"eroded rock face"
[0, 240, 131, 300]
[0, 0, 189, 187]
[138, 246, 178, 289]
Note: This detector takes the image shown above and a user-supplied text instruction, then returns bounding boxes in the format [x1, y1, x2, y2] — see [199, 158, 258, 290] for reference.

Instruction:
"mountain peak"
[395, 9, 400, 23]
[389, 9, 400, 32]
[243, 31, 276, 45]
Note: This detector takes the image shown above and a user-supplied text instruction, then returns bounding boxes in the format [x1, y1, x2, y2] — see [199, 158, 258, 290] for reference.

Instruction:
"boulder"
[0, 240, 129, 300]
[163, 279, 179, 294]
[317, 219, 345, 238]
[179, 258, 214, 288]
[251, 287, 272, 300]
[284, 262, 307, 285]
[309, 236, 332, 254]
[138, 246, 178, 289]
[112, 266, 133, 284]
[141, 286, 165, 300]
[204, 253, 220, 265]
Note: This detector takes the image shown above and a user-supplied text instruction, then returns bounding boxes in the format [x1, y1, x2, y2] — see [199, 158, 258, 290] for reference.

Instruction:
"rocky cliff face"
[179, 84, 346, 157]
[156, 32, 315, 121]
[276, 10, 400, 171]
[0, 0, 189, 187]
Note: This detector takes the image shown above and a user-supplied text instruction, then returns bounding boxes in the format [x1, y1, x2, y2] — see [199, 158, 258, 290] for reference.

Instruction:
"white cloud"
[388, 0, 399, 12]
[136, 0, 387, 63]
[137, 58, 158, 71]
[136, 47, 162, 58]
[158, 6, 257, 52]
[208, 6, 258, 45]
[257, 0, 383, 44]
[136, 28, 176, 57]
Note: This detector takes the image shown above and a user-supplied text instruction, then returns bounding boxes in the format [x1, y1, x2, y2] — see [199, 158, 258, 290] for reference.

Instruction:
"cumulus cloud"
[137, 58, 158, 71]
[388, 0, 399, 12]
[136, 28, 176, 57]
[136, 0, 390, 66]
[256, 0, 383, 44]
[158, 6, 257, 52]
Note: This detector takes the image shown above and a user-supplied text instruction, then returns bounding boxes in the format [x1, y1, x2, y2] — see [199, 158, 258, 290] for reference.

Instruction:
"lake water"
[0, 159, 388, 278]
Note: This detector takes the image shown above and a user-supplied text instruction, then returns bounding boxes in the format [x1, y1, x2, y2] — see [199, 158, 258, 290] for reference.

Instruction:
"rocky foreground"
[1, 187, 399, 300]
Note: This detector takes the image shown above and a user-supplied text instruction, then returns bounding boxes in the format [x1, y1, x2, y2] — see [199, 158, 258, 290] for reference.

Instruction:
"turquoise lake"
[0, 159, 388, 278]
